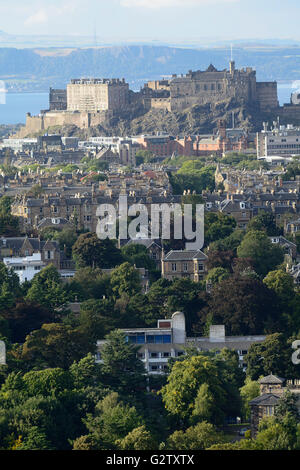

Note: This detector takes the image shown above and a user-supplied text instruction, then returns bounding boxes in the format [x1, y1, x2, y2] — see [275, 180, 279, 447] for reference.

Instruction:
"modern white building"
[257, 122, 300, 157]
[3, 253, 45, 283]
[96, 312, 266, 374]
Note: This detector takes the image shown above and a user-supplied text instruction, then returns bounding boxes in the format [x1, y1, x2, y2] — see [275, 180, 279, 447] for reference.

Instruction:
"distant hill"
[1, 45, 300, 93]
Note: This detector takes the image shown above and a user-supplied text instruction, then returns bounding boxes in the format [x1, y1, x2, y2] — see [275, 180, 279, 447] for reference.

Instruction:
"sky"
[2, 0, 300, 43]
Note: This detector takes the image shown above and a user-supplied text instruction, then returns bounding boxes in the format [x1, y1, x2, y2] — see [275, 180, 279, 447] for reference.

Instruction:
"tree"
[206, 267, 230, 285]
[79, 298, 115, 340]
[209, 229, 245, 254]
[263, 269, 295, 305]
[206, 250, 235, 271]
[16, 427, 53, 450]
[72, 267, 111, 300]
[25, 264, 67, 311]
[121, 244, 157, 272]
[21, 323, 95, 369]
[21, 368, 73, 398]
[255, 414, 298, 450]
[69, 353, 102, 390]
[1, 300, 54, 343]
[72, 233, 123, 269]
[237, 230, 284, 277]
[110, 262, 142, 298]
[117, 425, 157, 450]
[160, 354, 230, 425]
[84, 392, 143, 449]
[240, 377, 260, 421]
[165, 421, 224, 450]
[205, 212, 236, 245]
[275, 390, 299, 423]
[247, 212, 282, 236]
[202, 276, 282, 335]
[100, 330, 146, 395]
[246, 333, 292, 380]
[0, 196, 20, 236]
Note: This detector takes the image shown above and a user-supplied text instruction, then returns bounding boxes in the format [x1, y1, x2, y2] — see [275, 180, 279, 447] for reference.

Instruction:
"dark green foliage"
[72, 232, 124, 269]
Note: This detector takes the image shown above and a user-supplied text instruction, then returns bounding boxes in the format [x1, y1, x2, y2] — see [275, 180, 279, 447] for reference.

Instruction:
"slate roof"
[259, 374, 285, 385]
[126, 239, 162, 250]
[164, 250, 208, 261]
[249, 393, 280, 406]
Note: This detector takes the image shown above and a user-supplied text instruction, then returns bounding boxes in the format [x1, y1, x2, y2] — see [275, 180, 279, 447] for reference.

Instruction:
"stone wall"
[16, 110, 113, 138]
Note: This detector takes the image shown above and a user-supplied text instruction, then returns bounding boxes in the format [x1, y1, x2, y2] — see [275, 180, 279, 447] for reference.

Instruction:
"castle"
[142, 61, 278, 112]
[17, 61, 280, 136]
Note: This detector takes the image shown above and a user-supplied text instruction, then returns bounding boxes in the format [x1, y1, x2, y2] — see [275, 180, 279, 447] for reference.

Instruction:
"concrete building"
[257, 122, 300, 157]
[67, 78, 129, 113]
[96, 313, 266, 374]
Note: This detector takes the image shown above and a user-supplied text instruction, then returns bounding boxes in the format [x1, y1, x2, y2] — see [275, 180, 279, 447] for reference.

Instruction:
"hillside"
[1, 44, 300, 93]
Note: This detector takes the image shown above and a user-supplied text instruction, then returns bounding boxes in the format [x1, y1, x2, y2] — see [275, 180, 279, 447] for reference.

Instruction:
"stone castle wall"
[16, 111, 113, 138]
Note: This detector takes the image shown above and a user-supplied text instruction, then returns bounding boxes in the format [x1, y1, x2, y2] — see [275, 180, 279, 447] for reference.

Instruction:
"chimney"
[209, 325, 225, 342]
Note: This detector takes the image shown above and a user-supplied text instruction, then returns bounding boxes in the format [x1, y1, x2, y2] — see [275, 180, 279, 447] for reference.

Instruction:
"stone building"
[49, 88, 67, 111]
[67, 78, 129, 113]
[162, 250, 208, 282]
[250, 374, 300, 436]
[143, 61, 278, 113]
[0, 236, 61, 270]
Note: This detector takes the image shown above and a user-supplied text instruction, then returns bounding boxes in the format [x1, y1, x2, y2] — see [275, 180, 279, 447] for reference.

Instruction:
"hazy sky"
[2, 0, 300, 42]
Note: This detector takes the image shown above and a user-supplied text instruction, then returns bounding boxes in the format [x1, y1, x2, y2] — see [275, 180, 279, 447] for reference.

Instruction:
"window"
[171, 263, 177, 272]
[183, 263, 188, 271]
[265, 406, 274, 416]
[198, 263, 204, 271]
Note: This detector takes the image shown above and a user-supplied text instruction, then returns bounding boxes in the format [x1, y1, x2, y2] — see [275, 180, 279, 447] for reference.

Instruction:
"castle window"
[211, 84, 215, 91]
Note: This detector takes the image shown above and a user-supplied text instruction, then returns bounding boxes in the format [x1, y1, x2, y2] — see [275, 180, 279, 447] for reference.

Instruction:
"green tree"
[263, 269, 295, 305]
[160, 354, 230, 425]
[21, 323, 95, 369]
[240, 377, 260, 421]
[247, 212, 281, 236]
[205, 212, 236, 245]
[117, 425, 157, 450]
[72, 233, 123, 269]
[203, 276, 282, 336]
[237, 230, 284, 277]
[84, 392, 143, 449]
[79, 298, 115, 340]
[246, 333, 292, 380]
[100, 330, 146, 395]
[26, 264, 67, 310]
[206, 267, 230, 285]
[165, 421, 225, 450]
[110, 262, 142, 298]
